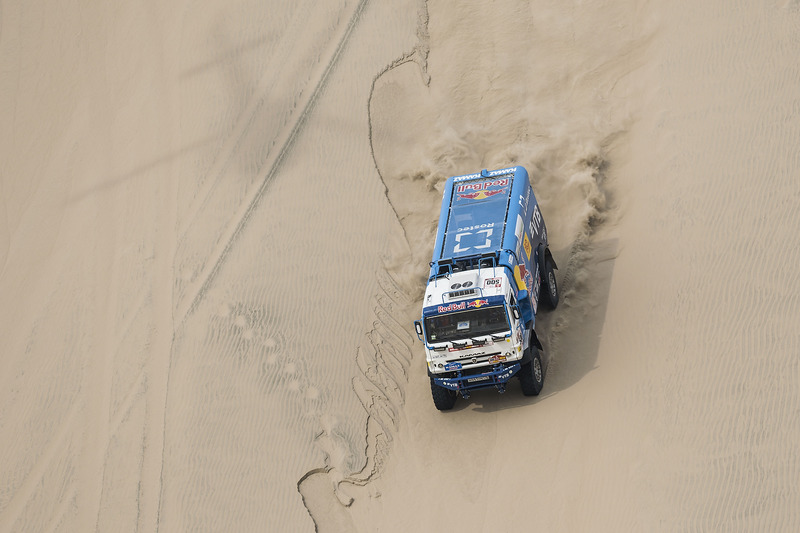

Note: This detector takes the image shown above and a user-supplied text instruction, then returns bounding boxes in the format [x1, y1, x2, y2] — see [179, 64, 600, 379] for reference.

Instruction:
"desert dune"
[1, 0, 799, 531]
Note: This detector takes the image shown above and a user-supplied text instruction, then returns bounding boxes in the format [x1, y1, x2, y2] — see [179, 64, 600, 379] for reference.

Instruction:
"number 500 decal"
[453, 228, 493, 253]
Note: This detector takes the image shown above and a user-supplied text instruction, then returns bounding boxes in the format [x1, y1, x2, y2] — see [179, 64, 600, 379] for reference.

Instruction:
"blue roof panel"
[440, 174, 514, 258]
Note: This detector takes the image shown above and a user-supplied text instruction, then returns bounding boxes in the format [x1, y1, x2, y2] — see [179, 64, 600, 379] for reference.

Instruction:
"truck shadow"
[462, 237, 619, 413]
[446, 383, 555, 413]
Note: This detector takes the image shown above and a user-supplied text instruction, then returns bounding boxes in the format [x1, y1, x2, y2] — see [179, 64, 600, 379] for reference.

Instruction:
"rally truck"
[413, 166, 558, 410]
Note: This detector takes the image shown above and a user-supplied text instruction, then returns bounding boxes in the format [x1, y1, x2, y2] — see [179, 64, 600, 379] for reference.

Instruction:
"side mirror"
[413, 320, 424, 341]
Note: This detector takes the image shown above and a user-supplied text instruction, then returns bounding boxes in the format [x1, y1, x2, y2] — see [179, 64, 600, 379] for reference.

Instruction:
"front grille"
[446, 288, 477, 299]
[446, 351, 503, 368]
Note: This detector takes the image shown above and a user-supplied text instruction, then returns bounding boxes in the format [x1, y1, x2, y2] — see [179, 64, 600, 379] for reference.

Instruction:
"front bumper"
[432, 362, 521, 398]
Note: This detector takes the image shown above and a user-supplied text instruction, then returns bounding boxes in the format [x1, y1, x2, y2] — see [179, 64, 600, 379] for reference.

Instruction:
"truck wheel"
[430, 378, 457, 410]
[519, 350, 544, 396]
[541, 255, 559, 309]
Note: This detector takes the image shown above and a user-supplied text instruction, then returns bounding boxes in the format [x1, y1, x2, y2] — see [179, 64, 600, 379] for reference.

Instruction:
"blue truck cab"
[413, 166, 559, 410]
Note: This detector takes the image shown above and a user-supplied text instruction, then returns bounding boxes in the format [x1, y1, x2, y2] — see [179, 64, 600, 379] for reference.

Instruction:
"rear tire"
[430, 378, 457, 410]
[541, 255, 559, 309]
[519, 350, 544, 396]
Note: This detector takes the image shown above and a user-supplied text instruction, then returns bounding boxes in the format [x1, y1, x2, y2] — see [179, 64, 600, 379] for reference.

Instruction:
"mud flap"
[517, 288, 534, 328]
[530, 329, 543, 351]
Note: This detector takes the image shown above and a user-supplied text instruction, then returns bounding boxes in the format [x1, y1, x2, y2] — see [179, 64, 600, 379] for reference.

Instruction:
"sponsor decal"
[456, 178, 509, 193]
[437, 378, 458, 389]
[453, 168, 512, 184]
[453, 228, 493, 253]
[523, 232, 532, 259]
[518, 187, 531, 212]
[455, 178, 509, 201]
[448, 344, 483, 352]
[457, 188, 507, 201]
[467, 376, 490, 383]
[487, 168, 514, 176]
[514, 264, 534, 292]
[437, 302, 466, 313]
[457, 222, 494, 232]
[445, 362, 462, 371]
[429, 297, 504, 316]
[497, 366, 517, 381]
[484, 277, 502, 289]
[489, 354, 507, 363]
[514, 264, 527, 290]
[529, 204, 542, 237]
[457, 320, 470, 330]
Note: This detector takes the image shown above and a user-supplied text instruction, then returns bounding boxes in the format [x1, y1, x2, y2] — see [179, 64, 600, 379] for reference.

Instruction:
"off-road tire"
[519, 350, 544, 396]
[541, 255, 559, 309]
[430, 378, 457, 410]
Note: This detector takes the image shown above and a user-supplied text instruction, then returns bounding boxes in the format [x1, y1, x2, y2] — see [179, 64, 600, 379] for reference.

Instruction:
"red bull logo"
[514, 264, 533, 292]
[456, 179, 509, 201]
[437, 299, 489, 313]
[457, 188, 507, 200]
[437, 302, 466, 313]
[457, 178, 509, 193]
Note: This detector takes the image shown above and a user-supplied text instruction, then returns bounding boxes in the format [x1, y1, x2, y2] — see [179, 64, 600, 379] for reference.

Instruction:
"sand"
[1, 0, 799, 531]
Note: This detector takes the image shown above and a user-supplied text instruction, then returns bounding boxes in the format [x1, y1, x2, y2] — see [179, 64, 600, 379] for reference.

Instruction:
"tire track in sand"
[299, 269, 414, 522]
[174, 0, 371, 326]
[0, 402, 80, 532]
[148, 1, 371, 529]
[298, 7, 428, 522]
[175, 0, 316, 240]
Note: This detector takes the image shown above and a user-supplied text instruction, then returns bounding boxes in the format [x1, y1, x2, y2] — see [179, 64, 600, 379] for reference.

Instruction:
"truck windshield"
[424, 305, 509, 343]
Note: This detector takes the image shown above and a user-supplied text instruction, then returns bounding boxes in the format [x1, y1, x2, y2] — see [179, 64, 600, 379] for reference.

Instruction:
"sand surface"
[2, 0, 799, 531]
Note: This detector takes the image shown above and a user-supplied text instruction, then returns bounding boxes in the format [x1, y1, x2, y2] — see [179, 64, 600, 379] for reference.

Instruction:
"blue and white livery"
[414, 166, 559, 410]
